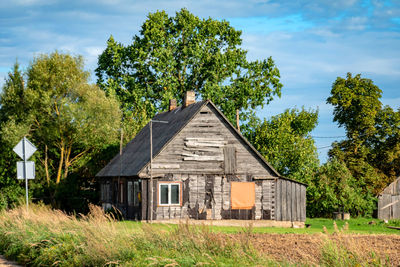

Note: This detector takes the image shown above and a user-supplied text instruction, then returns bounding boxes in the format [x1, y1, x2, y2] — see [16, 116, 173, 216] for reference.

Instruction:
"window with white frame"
[158, 182, 181, 206]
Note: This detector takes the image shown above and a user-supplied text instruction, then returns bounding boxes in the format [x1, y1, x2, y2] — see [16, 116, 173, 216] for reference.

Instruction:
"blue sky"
[1, 0, 399, 162]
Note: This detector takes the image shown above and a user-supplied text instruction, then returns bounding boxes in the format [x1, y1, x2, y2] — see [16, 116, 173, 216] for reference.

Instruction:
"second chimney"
[183, 91, 195, 107]
[169, 99, 177, 111]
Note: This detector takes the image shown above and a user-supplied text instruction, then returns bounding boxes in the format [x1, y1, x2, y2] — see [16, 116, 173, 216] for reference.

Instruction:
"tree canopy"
[244, 107, 319, 183]
[96, 8, 282, 138]
[327, 73, 382, 140]
[327, 73, 400, 198]
[0, 52, 121, 208]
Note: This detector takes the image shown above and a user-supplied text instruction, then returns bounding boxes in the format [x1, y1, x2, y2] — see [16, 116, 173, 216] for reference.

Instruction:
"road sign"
[13, 137, 37, 160]
[17, 161, 35, 179]
[13, 137, 37, 209]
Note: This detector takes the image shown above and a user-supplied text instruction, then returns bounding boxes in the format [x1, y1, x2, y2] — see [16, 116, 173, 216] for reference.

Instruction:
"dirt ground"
[224, 233, 400, 266]
[0, 255, 21, 267]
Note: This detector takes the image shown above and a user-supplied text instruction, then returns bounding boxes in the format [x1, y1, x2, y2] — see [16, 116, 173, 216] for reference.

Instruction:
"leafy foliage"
[327, 73, 400, 198]
[327, 73, 382, 140]
[96, 8, 282, 140]
[308, 159, 375, 217]
[244, 107, 319, 183]
[0, 53, 121, 209]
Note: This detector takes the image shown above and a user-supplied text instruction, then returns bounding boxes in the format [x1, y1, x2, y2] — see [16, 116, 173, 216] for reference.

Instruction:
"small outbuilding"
[96, 92, 306, 223]
[378, 176, 400, 220]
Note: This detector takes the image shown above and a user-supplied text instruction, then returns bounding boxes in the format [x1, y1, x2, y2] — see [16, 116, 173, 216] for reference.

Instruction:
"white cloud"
[12, 0, 55, 6]
[1, 0, 399, 162]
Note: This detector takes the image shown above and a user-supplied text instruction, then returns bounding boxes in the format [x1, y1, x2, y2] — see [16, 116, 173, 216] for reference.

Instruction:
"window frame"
[128, 180, 141, 207]
[118, 180, 124, 204]
[101, 181, 111, 202]
[157, 181, 182, 207]
[127, 181, 133, 206]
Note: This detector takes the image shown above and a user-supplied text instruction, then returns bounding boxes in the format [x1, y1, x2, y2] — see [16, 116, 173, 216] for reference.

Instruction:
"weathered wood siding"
[275, 179, 306, 222]
[378, 177, 400, 220]
[140, 173, 277, 221]
[138, 104, 277, 178]
[125, 103, 306, 222]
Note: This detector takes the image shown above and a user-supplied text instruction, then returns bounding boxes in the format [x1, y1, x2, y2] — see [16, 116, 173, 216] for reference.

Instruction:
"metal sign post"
[13, 137, 37, 209]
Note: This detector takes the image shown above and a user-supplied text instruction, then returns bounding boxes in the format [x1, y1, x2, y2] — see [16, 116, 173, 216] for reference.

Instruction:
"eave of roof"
[205, 101, 307, 187]
[96, 100, 208, 177]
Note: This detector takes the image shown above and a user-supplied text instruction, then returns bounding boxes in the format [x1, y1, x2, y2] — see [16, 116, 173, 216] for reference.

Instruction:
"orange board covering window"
[231, 182, 255, 210]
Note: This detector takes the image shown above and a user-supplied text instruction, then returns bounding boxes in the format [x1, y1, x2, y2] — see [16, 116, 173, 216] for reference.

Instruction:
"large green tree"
[0, 63, 26, 209]
[307, 159, 375, 217]
[327, 73, 382, 143]
[244, 107, 319, 183]
[327, 73, 400, 196]
[96, 8, 282, 139]
[0, 52, 122, 208]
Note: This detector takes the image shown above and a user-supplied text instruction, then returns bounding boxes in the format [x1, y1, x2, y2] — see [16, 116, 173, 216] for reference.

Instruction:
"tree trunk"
[56, 141, 64, 184]
[63, 146, 72, 179]
[44, 145, 50, 186]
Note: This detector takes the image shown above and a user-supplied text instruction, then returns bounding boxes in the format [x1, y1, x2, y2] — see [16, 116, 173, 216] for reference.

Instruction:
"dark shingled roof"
[96, 100, 208, 177]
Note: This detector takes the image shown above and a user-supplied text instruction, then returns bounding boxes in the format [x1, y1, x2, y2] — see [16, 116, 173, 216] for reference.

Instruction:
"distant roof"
[378, 176, 400, 196]
[96, 100, 208, 177]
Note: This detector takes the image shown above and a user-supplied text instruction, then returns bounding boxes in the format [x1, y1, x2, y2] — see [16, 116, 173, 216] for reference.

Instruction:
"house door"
[127, 179, 142, 220]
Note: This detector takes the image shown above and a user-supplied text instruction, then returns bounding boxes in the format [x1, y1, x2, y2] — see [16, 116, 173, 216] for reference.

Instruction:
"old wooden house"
[378, 176, 400, 220]
[96, 92, 306, 222]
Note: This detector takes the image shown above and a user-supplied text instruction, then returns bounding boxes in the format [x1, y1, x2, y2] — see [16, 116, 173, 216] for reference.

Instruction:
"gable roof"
[96, 100, 207, 177]
[96, 100, 306, 186]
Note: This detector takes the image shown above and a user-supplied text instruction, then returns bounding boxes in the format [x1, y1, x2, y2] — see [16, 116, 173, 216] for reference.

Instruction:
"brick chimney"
[183, 91, 195, 107]
[169, 99, 177, 111]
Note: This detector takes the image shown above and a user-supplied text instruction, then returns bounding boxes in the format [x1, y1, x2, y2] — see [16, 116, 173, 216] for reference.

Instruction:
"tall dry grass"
[319, 222, 392, 267]
[0, 204, 394, 266]
[0, 204, 274, 266]
[0, 203, 129, 266]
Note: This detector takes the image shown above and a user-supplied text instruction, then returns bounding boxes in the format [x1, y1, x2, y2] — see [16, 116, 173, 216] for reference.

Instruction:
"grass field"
[0, 204, 399, 266]
[120, 217, 400, 235]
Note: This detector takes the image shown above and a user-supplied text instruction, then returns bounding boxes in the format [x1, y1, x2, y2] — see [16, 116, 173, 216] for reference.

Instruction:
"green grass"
[1, 204, 397, 266]
[120, 217, 400, 235]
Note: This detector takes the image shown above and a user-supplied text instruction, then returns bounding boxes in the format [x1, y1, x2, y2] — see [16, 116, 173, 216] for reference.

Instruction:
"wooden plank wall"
[134, 103, 305, 221]
[378, 177, 400, 220]
[261, 180, 275, 220]
[378, 194, 400, 220]
[139, 104, 277, 178]
[150, 174, 278, 221]
[275, 179, 306, 222]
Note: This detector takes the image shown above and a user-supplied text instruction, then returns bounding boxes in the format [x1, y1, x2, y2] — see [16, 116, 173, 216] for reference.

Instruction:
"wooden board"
[141, 180, 148, 221]
[275, 179, 281, 221]
[291, 182, 296, 222]
[281, 180, 287, 221]
[296, 183, 301, 221]
[300, 185, 306, 222]
[286, 181, 291, 221]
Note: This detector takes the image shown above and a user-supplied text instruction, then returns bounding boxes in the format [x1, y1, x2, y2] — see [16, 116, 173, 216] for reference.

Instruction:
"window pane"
[170, 184, 179, 204]
[127, 182, 133, 206]
[133, 181, 139, 206]
[160, 185, 169, 204]
[119, 182, 124, 203]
